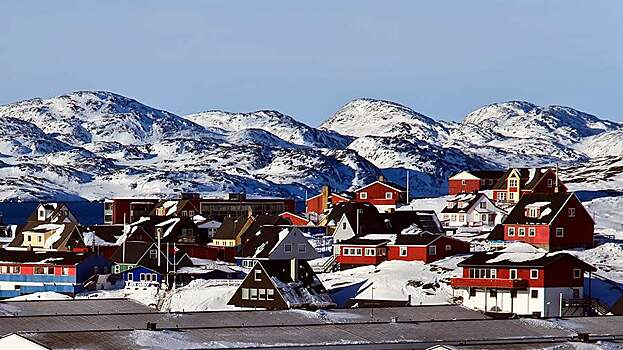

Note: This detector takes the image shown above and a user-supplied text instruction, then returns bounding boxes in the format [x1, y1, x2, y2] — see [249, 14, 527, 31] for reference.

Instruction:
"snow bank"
[7, 291, 72, 301]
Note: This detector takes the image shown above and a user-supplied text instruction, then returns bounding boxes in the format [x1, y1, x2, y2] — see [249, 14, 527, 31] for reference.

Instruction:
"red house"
[336, 231, 469, 269]
[305, 186, 352, 215]
[387, 234, 470, 264]
[492, 168, 566, 203]
[502, 192, 594, 251]
[451, 248, 596, 317]
[279, 212, 311, 226]
[448, 170, 505, 195]
[353, 176, 406, 213]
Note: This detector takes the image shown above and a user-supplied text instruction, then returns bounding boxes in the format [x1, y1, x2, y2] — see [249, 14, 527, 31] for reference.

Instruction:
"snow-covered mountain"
[185, 109, 351, 149]
[0, 91, 620, 201]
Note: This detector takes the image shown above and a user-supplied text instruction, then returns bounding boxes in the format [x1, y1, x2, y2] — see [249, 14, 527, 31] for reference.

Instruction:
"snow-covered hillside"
[0, 91, 621, 201]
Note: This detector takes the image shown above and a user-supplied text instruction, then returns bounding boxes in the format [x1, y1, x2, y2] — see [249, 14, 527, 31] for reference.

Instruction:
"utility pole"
[371, 284, 375, 321]
[122, 214, 127, 264]
[406, 170, 409, 205]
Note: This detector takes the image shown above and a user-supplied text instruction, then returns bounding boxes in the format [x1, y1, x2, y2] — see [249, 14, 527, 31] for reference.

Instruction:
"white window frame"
[241, 288, 250, 300]
[508, 227, 515, 237]
[509, 178, 518, 187]
[568, 208, 576, 217]
[127, 272, 133, 281]
[518, 227, 525, 237]
[385, 192, 393, 199]
[556, 227, 564, 237]
[509, 269, 517, 280]
[528, 227, 536, 237]
[547, 178, 553, 188]
[250, 288, 258, 300]
[498, 192, 506, 201]
[359, 192, 368, 199]
[573, 268, 582, 279]
[254, 269, 262, 281]
[284, 244, 292, 253]
[364, 248, 376, 256]
[530, 269, 539, 279]
[428, 245, 437, 256]
[399, 246, 408, 257]
[267, 289, 274, 301]
[445, 244, 452, 252]
[258, 288, 266, 300]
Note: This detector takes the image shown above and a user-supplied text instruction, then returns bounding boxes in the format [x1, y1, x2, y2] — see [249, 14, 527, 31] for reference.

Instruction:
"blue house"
[121, 266, 161, 289]
[0, 250, 111, 298]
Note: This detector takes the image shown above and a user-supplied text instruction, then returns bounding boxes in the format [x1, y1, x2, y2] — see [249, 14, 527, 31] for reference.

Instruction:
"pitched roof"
[8, 222, 84, 251]
[150, 199, 198, 216]
[382, 210, 444, 234]
[325, 202, 379, 226]
[0, 249, 94, 265]
[441, 193, 484, 214]
[212, 215, 249, 240]
[493, 167, 556, 190]
[82, 225, 124, 245]
[239, 215, 290, 243]
[239, 226, 284, 258]
[354, 180, 406, 193]
[392, 232, 441, 246]
[469, 170, 506, 179]
[259, 260, 334, 308]
[503, 192, 576, 225]
[109, 241, 154, 264]
[459, 251, 596, 270]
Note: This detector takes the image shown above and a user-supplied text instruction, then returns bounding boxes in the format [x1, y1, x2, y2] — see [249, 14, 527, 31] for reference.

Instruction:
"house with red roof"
[353, 176, 407, 213]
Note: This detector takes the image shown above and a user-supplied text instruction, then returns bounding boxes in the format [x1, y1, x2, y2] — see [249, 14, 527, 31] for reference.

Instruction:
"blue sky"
[1, 1, 622, 125]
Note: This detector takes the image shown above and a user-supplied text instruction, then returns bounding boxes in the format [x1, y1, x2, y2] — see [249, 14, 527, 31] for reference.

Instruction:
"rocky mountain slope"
[0, 91, 620, 201]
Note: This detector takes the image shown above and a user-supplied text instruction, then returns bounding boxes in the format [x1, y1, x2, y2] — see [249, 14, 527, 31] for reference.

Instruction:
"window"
[428, 246, 437, 256]
[399, 246, 408, 257]
[342, 222, 347, 230]
[446, 202, 455, 209]
[509, 179, 518, 187]
[149, 249, 158, 259]
[385, 192, 393, 199]
[568, 208, 576, 217]
[490, 290, 497, 298]
[498, 192, 506, 201]
[267, 289, 275, 301]
[445, 244, 452, 252]
[359, 192, 368, 199]
[547, 178, 553, 188]
[508, 227, 515, 236]
[531, 290, 539, 298]
[451, 214, 457, 222]
[189, 210, 195, 216]
[127, 273, 133, 281]
[461, 180, 467, 185]
[12, 266, 20, 274]
[509, 269, 517, 280]
[526, 208, 539, 218]
[518, 227, 525, 237]
[469, 268, 496, 279]
[343, 247, 363, 256]
[0, 266, 6, 274]
[573, 268, 582, 279]
[46, 267, 54, 275]
[34, 267, 45, 274]
[113, 265, 120, 274]
[298, 244, 306, 253]
[241, 288, 249, 300]
[250, 288, 258, 300]
[481, 214, 487, 222]
[459, 214, 465, 222]
[254, 269, 262, 281]
[258, 289, 266, 300]
[38, 236, 42, 242]
[365, 248, 376, 256]
[508, 192, 516, 201]
[490, 269, 497, 279]
[27, 235, 31, 242]
[480, 202, 486, 209]
[530, 269, 539, 279]
[573, 288, 580, 298]
[556, 227, 564, 237]
[284, 244, 292, 253]
[528, 228, 536, 237]
[181, 210, 188, 217]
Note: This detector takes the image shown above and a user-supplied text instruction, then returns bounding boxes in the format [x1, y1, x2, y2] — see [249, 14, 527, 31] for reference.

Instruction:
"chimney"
[378, 175, 385, 182]
[290, 258, 298, 281]
[321, 185, 331, 211]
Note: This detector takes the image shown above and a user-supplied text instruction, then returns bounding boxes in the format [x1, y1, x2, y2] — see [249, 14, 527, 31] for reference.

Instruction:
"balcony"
[451, 277, 528, 289]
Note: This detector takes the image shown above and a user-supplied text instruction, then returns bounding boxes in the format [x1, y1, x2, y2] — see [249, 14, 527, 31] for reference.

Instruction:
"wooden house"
[440, 193, 506, 228]
[448, 170, 505, 195]
[353, 176, 407, 212]
[492, 168, 566, 203]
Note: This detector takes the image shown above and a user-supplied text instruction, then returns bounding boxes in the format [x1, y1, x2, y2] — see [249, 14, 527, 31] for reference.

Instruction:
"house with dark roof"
[28, 203, 78, 224]
[336, 228, 470, 269]
[109, 241, 193, 276]
[236, 227, 320, 268]
[151, 199, 199, 218]
[448, 170, 506, 195]
[501, 192, 594, 251]
[451, 246, 596, 317]
[227, 259, 334, 310]
[492, 167, 566, 203]
[0, 250, 110, 298]
[353, 176, 407, 213]
[278, 212, 311, 226]
[8, 222, 86, 252]
[440, 193, 506, 228]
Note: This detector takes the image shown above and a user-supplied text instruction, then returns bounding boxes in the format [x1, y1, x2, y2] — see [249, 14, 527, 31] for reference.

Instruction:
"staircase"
[313, 255, 338, 273]
[562, 298, 610, 316]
